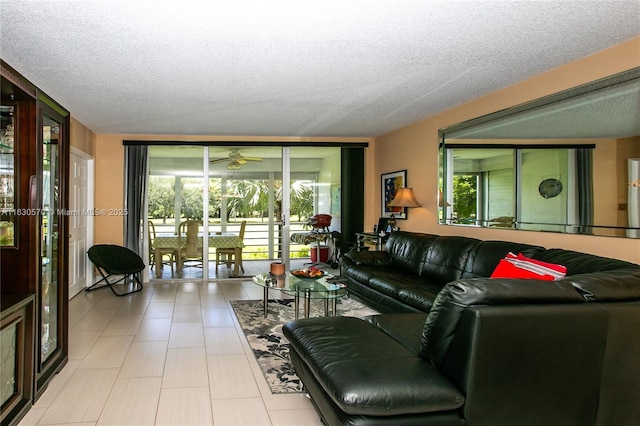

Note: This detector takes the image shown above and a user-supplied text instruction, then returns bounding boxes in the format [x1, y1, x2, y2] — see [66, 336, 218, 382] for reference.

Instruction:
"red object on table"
[309, 214, 332, 230]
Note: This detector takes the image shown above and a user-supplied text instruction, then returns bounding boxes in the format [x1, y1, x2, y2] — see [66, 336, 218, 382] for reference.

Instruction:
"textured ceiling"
[1, 1, 639, 137]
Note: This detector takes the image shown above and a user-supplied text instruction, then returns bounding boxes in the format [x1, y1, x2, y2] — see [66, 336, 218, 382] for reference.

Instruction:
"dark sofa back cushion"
[461, 240, 546, 278]
[533, 249, 640, 275]
[420, 236, 479, 284]
[420, 278, 585, 367]
[385, 232, 437, 275]
[563, 269, 640, 302]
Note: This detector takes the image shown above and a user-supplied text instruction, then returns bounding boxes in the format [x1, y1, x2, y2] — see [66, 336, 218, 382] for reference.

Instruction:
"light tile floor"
[19, 276, 327, 426]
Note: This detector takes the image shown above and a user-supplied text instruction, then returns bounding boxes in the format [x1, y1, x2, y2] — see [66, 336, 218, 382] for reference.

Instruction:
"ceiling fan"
[209, 149, 263, 170]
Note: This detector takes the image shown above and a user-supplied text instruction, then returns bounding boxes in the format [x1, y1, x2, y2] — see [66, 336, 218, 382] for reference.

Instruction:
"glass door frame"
[202, 146, 209, 280]
[280, 147, 291, 271]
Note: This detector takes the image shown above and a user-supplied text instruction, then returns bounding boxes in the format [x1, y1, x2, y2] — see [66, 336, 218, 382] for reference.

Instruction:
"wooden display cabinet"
[1, 60, 69, 424]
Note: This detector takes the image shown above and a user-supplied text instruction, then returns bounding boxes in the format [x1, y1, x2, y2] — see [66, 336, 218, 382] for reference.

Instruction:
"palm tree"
[290, 181, 314, 221]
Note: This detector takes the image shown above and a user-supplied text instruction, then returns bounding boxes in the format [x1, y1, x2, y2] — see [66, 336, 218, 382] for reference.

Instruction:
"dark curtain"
[341, 147, 365, 244]
[577, 148, 594, 235]
[124, 145, 148, 256]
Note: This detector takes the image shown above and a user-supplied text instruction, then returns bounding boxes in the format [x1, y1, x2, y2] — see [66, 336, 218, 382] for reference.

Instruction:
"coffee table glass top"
[252, 272, 346, 299]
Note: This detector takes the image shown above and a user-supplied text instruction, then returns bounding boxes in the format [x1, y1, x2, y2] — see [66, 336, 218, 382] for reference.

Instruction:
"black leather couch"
[283, 232, 640, 426]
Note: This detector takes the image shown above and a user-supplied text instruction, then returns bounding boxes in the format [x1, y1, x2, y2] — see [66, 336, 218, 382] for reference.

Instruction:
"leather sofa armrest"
[344, 250, 391, 266]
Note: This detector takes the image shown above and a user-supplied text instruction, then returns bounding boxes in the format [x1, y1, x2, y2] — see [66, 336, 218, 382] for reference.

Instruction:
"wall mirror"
[439, 67, 640, 238]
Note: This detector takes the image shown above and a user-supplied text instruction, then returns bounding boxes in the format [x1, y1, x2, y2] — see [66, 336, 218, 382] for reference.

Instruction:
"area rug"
[230, 296, 378, 394]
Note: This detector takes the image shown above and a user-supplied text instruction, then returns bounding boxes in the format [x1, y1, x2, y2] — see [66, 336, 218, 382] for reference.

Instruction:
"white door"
[69, 149, 93, 298]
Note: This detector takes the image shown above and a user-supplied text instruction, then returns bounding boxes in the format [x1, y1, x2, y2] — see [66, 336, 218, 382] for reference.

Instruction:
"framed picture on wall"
[381, 169, 407, 219]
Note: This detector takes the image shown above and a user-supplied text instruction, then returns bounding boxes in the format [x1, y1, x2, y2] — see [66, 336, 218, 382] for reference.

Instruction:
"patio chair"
[148, 221, 177, 273]
[86, 244, 145, 296]
[216, 220, 246, 273]
[177, 220, 203, 270]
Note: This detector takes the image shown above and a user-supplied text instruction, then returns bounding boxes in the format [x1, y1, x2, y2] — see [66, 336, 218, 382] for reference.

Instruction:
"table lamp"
[387, 187, 421, 230]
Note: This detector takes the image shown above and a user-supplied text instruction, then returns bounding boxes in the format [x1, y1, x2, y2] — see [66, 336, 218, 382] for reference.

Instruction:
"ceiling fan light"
[227, 161, 242, 170]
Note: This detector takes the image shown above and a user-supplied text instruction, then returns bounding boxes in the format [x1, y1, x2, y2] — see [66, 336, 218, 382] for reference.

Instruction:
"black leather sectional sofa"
[283, 231, 640, 426]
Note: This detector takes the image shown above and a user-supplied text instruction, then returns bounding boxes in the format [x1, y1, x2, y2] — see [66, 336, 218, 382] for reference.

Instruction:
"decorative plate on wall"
[538, 178, 563, 199]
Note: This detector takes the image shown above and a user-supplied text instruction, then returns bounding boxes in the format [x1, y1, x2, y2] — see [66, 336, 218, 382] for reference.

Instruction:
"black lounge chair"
[86, 244, 145, 296]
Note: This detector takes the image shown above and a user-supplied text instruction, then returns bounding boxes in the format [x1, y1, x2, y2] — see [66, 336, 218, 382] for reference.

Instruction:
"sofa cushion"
[420, 278, 586, 367]
[344, 263, 389, 285]
[420, 236, 479, 283]
[490, 252, 567, 280]
[491, 259, 554, 280]
[385, 232, 437, 276]
[461, 240, 546, 278]
[345, 278, 426, 313]
[367, 272, 422, 298]
[344, 250, 391, 267]
[533, 249, 640, 275]
[397, 283, 443, 312]
[283, 316, 465, 416]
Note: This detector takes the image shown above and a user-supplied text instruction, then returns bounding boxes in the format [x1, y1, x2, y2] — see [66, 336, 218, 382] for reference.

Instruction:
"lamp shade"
[388, 187, 421, 207]
[439, 189, 451, 207]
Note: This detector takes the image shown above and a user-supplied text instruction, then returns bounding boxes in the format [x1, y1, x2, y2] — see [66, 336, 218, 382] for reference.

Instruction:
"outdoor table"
[153, 232, 244, 277]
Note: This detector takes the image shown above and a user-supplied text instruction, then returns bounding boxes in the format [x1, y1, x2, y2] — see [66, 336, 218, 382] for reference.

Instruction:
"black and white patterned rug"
[230, 296, 378, 394]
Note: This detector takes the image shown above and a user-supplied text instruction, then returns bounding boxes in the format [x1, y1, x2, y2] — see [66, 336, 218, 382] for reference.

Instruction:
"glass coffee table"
[252, 272, 347, 319]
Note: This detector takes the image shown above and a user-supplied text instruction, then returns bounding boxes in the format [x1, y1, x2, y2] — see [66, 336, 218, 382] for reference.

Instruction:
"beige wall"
[373, 36, 640, 264]
[94, 134, 125, 245]
[93, 135, 373, 245]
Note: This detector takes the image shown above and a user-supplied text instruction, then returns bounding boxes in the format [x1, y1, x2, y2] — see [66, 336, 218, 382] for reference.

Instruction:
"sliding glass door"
[289, 147, 341, 267]
[147, 144, 343, 279]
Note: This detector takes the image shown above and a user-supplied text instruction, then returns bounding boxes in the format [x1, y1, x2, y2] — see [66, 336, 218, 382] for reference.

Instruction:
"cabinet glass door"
[40, 114, 59, 363]
[0, 105, 15, 246]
